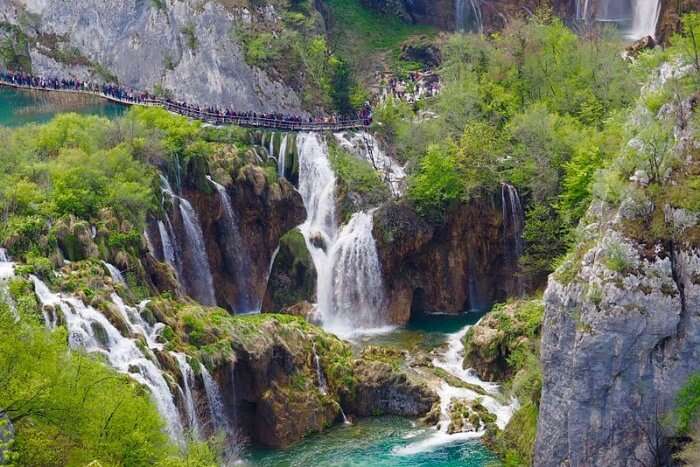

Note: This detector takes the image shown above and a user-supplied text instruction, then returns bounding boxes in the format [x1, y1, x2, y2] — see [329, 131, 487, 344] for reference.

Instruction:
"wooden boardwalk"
[0, 79, 370, 132]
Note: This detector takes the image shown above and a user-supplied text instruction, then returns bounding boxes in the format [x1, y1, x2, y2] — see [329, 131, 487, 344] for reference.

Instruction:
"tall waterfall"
[501, 184, 525, 295]
[629, 0, 661, 39]
[455, 0, 482, 34]
[207, 176, 256, 313]
[161, 176, 216, 306]
[31, 277, 185, 441]
[297, 133, 388, 336]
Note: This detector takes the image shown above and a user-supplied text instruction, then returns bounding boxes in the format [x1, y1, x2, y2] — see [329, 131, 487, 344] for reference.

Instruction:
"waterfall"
[455, 0, 482, 34]
[0, 251, 18, 321]
[312, 343, 328, 395]
[207, 176, 255, 313]
[501, 184, 525, 295]
[296, 133, 388, 337]
[278, 134, 289, 178]
[268, 132, 275, 160]
[576, 0, 592, 21]
[31, 277, 185, 441]
[628, 0, 661, 39]
[161, 176, 216, 306]
[102, 261, 126, 285]
[200, 366, 230, 434]
[501, 184, 525, 262]
[395, 325, 517, 455]
[320, 212, 387, 334]
[173, 353, 201, 437]
[158, 219, 177, 269]
[333, 131, 407, 197]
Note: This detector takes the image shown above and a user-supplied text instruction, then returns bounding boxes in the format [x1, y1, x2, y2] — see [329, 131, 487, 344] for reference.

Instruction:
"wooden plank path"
[0, 79, 370, 132]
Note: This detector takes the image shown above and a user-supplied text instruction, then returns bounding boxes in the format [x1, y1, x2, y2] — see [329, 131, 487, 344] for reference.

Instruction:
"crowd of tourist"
[381, 70, 441, 104]
[0, 70, 373, 129]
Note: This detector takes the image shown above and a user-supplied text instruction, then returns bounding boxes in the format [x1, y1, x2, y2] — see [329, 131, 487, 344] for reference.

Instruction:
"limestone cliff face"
[0, 0, 303, 112]
[535, 80, 700, 466]
[373, 198, 521, 323]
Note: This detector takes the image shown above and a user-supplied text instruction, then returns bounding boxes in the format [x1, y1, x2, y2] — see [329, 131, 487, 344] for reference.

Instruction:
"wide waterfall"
[31, 277, 184, 441]
[296, 133, 388, 336]
[629, 0, 661, 39]
[161, 176, 216, 306]
[208, 176, 256, 313]
[455, 0, 482, 34]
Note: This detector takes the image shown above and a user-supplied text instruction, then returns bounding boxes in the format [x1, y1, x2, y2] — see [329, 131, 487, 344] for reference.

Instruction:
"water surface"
[0, 86, 126, 126]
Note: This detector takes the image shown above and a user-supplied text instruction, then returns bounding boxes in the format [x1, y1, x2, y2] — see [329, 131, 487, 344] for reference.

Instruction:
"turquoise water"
[246, 416, 499, 467]
[247, 313, 499, 467]
[0, 86, 126, 126]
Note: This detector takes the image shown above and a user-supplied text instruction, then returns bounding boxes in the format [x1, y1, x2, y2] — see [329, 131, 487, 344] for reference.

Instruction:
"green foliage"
[408, 144, 464, 217]
[520, 203, 568, 282]
[181, 23, 198, 51]
[0, 311, 176, 466]
[676, 374, 700, 435]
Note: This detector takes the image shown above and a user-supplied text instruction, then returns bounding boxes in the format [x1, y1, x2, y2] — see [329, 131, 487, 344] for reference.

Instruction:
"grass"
[323, 0, 435, 72]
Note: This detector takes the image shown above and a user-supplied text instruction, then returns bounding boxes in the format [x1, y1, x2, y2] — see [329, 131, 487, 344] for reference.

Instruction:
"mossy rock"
[265, 228, 316, 311]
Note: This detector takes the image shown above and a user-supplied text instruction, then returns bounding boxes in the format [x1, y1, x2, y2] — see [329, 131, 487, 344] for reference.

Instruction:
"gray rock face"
[0, 0, 302, 112]
[535, 219, 700, 466]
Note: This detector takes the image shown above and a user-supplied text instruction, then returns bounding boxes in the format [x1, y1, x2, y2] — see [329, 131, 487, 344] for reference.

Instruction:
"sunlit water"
[245, 416, 498, 467]
[245, 313, 501, 466]
[0, 87, 126, 126]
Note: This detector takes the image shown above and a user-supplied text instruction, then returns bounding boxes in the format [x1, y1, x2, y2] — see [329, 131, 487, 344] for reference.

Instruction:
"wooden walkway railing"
[0, 79, 370, 132]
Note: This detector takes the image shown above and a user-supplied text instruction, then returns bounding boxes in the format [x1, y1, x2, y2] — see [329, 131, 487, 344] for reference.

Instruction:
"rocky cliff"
[534, 67, 700, 466]
[372, 198, 522, 323]
[0, 0, 303, 111]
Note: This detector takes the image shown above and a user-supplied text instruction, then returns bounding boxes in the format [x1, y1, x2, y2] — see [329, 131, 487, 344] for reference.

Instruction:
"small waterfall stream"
[278, 134, 289, 179]
[173, 352, 201, 437]
[296, 133, 389, 337]
[455, 0, 482, 33]
[31, 277, 185, 441]
[102, 261, 126, 285]
[312, 343, 328, 395]
[161, 176, 216, 306]
[0, 249, 18, 321]
[201, 366, 230, 434]
[207, 176, 256, 313]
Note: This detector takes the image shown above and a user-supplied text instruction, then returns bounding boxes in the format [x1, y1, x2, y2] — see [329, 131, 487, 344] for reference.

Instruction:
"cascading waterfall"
[161, 176, 216, 306]
[31, 277, 184, 441]
[296, 133, 388, 336]
[395, 325, 518, 455]
[628, 0, 661, 39]
[455, 0, 482, 34]
[321, 211, 387, 334]
[207, 176, 256, 313]
[102, 261, 126, 285]
[334, 131, 407, 197]
[173, 352, 201, 437]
